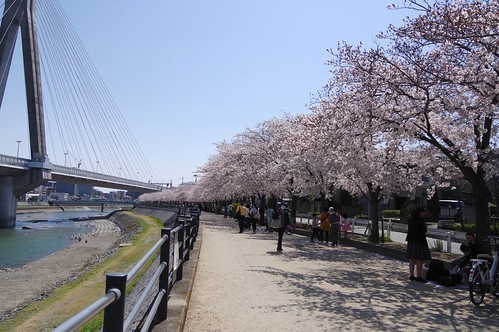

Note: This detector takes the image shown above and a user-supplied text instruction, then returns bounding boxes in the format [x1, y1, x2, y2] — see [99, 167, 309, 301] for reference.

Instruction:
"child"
[340, 213, 352, 238]
[311, 215, 320, 243]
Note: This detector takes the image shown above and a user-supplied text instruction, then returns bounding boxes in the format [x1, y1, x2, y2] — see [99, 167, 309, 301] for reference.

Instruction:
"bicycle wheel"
[469, 266, 486, 306]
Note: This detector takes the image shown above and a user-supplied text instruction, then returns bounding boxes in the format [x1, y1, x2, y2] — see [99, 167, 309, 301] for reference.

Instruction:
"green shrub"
[382, 210, 400, 218]
[446, 223, 497, 234]
[355, 213, 368, 219]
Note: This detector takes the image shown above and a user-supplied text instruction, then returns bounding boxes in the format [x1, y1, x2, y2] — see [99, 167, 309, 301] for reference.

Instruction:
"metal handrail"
[141, 290, 166, 332]
[53, 289, 121, 332]
[124, 262, 167, 330]
[127, 234, 168, 283]
[53, 208, 201, 332]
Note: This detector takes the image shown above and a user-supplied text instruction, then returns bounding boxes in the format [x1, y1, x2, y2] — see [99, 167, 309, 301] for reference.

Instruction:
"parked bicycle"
[468, 236, 499, 306]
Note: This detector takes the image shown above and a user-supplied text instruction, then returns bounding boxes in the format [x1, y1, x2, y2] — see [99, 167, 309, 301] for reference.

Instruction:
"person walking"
[243, 204, 251, 230]
[310, 215, 320, 243]
[329, 208, 340, 246]
[406, 207, 432, 282]
[249, 204, 259, 234]
[265, 206, 273, 232]
[235, 203, 249, 233]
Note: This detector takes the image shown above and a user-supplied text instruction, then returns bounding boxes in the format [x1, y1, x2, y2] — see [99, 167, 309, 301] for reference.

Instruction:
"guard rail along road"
[53, 207, 200, 332]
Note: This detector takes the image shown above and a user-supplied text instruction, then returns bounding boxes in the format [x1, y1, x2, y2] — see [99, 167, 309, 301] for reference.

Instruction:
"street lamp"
[119, 167, 122, 177]
[16, 140, 21, 157]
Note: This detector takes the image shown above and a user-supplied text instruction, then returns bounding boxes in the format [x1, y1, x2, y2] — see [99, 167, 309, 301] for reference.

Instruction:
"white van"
[439, 200, 464, 219]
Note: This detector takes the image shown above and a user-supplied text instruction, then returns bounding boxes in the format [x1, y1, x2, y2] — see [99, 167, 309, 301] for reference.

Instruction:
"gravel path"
[184, 214, 498, 332]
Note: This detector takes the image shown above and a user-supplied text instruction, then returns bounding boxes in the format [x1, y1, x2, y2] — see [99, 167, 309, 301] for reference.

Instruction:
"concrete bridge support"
[0, 165, 51, 228]
[0, 0, 49, 228]
[0, 177, 17, 228]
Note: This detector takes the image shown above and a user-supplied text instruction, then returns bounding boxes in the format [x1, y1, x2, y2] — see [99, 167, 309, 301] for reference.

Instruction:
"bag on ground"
[438, 273, 462, 287]
[426, 259, 449, 282]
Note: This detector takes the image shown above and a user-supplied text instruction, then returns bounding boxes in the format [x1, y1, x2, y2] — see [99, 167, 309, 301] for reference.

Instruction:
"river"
[0, 210, 111, 269]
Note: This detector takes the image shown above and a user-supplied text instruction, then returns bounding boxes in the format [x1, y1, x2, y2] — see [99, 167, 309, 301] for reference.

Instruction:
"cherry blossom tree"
[381, 0, 498, 239]
[320, 0, 498, 239]
[311, 73, 428, 243]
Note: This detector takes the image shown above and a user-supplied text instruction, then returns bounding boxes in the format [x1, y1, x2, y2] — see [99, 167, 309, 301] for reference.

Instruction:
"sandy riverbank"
[0, 219, 121, 320]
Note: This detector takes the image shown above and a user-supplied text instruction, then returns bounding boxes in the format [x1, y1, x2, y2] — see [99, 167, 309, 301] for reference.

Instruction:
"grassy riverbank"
[0, 211, 164, 331]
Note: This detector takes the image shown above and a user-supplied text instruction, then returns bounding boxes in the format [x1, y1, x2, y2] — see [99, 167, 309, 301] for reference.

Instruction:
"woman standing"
[406, 207, 432, 282]
[273, 203, 290, 251]
[318, 209, 330, 244]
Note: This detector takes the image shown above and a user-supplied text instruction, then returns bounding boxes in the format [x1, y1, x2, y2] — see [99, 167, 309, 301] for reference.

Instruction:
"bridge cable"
[35, 0, 158, 182]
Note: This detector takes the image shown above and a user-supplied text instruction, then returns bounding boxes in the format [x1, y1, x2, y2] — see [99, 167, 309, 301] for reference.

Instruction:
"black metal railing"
[53, 208, 200, 332]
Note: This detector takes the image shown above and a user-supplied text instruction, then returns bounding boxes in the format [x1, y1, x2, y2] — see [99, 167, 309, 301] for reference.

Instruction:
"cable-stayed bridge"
[0, 1, 161, 227]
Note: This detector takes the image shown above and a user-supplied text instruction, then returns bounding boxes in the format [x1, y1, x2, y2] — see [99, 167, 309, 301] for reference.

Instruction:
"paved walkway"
[174, 213, 498, 331]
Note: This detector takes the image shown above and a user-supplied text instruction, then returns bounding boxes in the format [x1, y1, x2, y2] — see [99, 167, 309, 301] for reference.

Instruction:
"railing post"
[185, 220, 192, 259]
[447, 231, 452, 253]
[189, 218, 195, 250]
[103, 273, 127, 332]
[177, 222, 185, 281]
[157, 228, 171, 322]
[193, 210, 200, 240]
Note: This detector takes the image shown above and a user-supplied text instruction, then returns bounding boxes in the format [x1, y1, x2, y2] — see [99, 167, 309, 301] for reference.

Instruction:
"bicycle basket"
[489, 236, 499, 253]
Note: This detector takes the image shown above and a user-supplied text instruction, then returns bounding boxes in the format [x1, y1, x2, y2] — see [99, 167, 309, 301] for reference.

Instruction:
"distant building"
[56, 182, 93, 196]
[49, 192, 69, 201]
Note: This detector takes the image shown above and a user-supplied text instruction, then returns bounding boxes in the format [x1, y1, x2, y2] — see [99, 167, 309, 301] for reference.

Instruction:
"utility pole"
[16, 140, 21, 157]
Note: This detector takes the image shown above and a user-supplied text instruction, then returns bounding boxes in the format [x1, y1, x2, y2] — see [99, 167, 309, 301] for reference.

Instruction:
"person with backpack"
[318, 209, 330, 244]
[406, 207, 432, 282]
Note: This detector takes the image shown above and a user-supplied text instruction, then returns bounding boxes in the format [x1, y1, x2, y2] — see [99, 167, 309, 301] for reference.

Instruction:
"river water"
[0, 210, 110, 269]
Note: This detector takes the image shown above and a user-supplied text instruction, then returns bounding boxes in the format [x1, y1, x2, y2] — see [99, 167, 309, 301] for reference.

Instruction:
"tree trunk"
[290, 195, 299, 223]
[367, 184, 381, 243]
[320, 193, 327, 211]
[258, 194, 266, 225]
[471, 179, 491, 241]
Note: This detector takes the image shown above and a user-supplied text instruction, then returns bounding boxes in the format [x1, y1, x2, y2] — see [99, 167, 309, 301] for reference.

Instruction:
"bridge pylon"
[0, 0, 51, 227]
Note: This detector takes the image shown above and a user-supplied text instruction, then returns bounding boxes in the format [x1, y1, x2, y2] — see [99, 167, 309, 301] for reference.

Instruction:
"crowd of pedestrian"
[223, 203, 487, 288]
[224, 202, 352, 252]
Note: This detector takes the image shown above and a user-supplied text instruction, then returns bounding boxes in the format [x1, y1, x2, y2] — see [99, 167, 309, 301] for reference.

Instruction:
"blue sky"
[0, 0, 413, 187]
